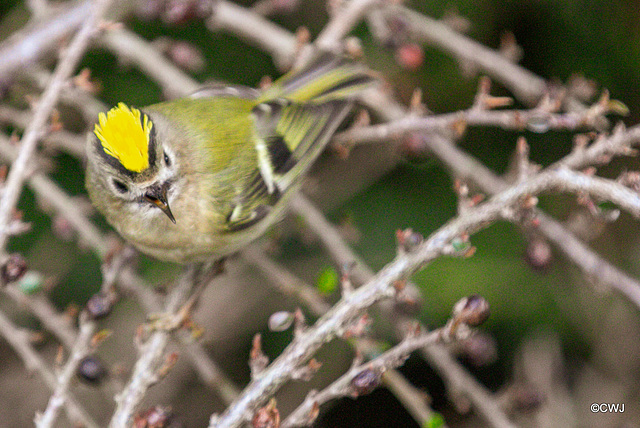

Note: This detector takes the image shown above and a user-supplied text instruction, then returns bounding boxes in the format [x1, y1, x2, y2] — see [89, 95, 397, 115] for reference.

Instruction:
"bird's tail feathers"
[262, 52, 375, 103]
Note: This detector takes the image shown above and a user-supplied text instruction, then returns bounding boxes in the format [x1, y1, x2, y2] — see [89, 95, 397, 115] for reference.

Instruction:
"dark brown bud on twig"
[350, 368, 381, 397]
[1, 253, 27, 284]
[85, 292, 115, 320]
[77, 355, 107, 384]
[453, 294, 490, 327]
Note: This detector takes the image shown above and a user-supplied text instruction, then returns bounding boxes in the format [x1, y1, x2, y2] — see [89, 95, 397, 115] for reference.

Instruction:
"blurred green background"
[2, 0, 640, 426]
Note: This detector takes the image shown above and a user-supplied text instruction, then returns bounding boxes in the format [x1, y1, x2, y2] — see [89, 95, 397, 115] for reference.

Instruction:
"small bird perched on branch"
[85, 53, 374, 263]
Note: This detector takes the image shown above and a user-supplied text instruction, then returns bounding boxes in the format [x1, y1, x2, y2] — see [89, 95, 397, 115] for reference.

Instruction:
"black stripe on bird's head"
[93, 103, 157, 177]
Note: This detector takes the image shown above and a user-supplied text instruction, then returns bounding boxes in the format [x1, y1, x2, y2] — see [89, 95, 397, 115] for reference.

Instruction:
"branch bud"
[250, 334, 269, 378]
[453, 294, 490, 327]
[1, 253, 27, 285]
[350, 368, 381, 397]
[252, 398, 280, 428]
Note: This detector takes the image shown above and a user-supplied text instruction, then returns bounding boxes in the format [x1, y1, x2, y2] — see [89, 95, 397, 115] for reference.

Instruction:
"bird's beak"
[144, 182, 176, 224]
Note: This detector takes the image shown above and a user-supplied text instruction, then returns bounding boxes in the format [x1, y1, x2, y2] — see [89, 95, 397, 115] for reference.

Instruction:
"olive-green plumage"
[85, 54, 373, 263]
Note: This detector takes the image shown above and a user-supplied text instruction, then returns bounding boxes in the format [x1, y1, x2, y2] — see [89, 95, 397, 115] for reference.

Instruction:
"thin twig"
[109, 264, 221, 427]
[242, 245, 439, 427]
[26, 0, 50, 17]
[281, 328, 444, 427]
[1, 2, 637, 427]
[1, 134, 241, 407]
[0, 0, 111, 253]
[381, 369, 446, 428]
[0, 311, 99, 428]
[334, 106, 605, 146]
[27, 65, 108, 123]
[212, 0, 298, 69]
[0, 0, 93, 78]
[212, 161, 604, 426]
[383, 5, 546, 105]
[421, 343, 510, 427]
[241, 246, 331, 315]
[290, 195, 372, 285]
[117, 267, 242, 405]
[2, 286, 77, 349]
[315, 0, 380, 52]
[559, 125, 640, 170]
[36, 317, 97, 428]
[290, 195, 517, 428]
[0, 135, 108, 256]
[0, 105, 86, 158]
[424, 132, 640, 308]
[537, 210, 640, 306]
[100, 28, 200, 99]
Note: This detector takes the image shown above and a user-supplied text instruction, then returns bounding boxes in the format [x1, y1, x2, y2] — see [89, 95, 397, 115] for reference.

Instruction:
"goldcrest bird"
[85, 54, 373, 263]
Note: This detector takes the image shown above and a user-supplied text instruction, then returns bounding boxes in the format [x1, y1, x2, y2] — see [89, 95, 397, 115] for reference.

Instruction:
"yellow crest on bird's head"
[94, 103, 153, 173]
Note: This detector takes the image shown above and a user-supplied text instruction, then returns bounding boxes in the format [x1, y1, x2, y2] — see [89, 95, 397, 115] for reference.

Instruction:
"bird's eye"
[163, 151, 171, 167]
[112, 179, 128, 194]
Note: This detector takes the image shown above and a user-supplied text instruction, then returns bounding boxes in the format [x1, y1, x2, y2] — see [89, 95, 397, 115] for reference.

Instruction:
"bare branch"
[315, 0, 381, 53]
[0, 105, 86, 158]
[243, 245, 439, 427]
[212, 159, 602, 426]
[381, 5, 546, 105]
[117, 268, 242, 405]
[211, 0, 298, 69]
[100, 27, 199, 99]
[109, 263, 224, 427]
[423, 132, 640, 308]
[334, 105, 609, 147]
[282, 328, 444, 427]
[0, 1, 93, 78]
[0, 311, 99, 427]
[0, 0, 111, 253]
[242, 245, 331, 315]
[2, 285, 77, 349]
[291, 196, 517, 428]
[36, 317, 97, 428]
